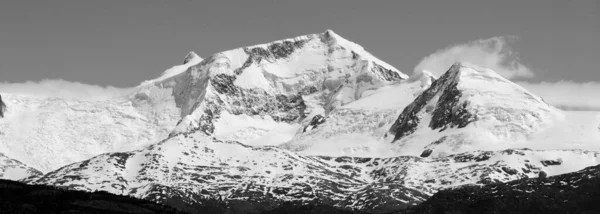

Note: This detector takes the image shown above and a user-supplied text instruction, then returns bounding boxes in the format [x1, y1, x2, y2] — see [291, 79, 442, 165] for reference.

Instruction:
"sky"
[0, 0, 598, 108]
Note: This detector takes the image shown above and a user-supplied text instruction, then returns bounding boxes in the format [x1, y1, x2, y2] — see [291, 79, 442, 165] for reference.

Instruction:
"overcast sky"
[0, 0, 598, 86]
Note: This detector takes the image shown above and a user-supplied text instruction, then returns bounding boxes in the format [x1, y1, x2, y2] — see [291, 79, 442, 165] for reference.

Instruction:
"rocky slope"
[0, 94, 6, 118]
[404, 163, 600, 214]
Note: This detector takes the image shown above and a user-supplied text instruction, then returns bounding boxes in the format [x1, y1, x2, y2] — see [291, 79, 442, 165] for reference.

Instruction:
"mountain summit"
[143, 30, 409, 144]
[183, 51, 201, 64]
[388, 62, 563, 157]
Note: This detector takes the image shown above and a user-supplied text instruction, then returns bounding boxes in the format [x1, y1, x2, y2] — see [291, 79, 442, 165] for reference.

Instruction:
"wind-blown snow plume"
[415, 37, 600, 111]
[414, 36, 534, 79]
[518, 81, 600, 111]
[0, 79, 132, 100]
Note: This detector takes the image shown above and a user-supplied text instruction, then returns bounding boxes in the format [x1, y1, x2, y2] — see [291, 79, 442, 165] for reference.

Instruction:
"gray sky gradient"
[0, 0, 598, 87]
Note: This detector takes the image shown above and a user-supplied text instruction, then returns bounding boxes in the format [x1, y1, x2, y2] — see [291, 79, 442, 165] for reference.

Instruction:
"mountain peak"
[164, 30, 409, 136]
[388, 63, 562, 157]
[317, 30, 408, 80]
[183, 51, 202, 65]
[140, 52, 203, 85]
[322, 29, 340, 40]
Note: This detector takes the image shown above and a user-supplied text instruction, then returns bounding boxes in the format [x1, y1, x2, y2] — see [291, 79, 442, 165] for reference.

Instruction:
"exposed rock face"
[303, 115, 326, 132]
[388, 67, 471, 141]
[0, 94, 5, 118]
[419, 149, 433, 158]
[540, 159, 563, 166]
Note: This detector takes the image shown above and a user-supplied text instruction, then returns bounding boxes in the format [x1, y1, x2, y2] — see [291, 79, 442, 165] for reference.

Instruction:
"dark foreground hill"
[0, 179, 366, 214]
[398, 164, 600, 214]
[0, 179, 186, 214]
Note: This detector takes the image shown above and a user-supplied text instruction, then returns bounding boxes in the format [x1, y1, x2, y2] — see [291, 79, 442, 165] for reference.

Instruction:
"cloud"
[416, 36, 600, 111]
[0, 79, 133, 100]
[517, 81, 600, 111]
[414, 36, 534, 79]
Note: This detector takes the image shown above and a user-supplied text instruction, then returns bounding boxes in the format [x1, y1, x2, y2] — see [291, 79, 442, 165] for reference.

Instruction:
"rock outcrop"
[0, 94, 6, 118]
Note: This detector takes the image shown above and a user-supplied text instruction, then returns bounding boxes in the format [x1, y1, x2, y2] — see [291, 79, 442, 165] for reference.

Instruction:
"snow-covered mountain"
[1, 30, 599, 212]
[0, 52, 203, 172]
[114, 30, 411, 159]
[0, 29, 409, 175]
[156, 30, 408, 143]
[387, 63, 570, 158]
[30, 58, 600, 212]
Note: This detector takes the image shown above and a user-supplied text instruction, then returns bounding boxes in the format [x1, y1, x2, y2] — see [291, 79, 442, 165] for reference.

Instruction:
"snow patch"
[213, 112, 301, 146]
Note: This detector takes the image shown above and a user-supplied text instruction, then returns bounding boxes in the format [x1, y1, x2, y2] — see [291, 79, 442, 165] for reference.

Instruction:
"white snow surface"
[0, 152, 41, 181]
[143, 51, 203, 84]
[0, 54, 194, 172]
[213, 112, 301, 146]
[280, 68, 435, 157]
